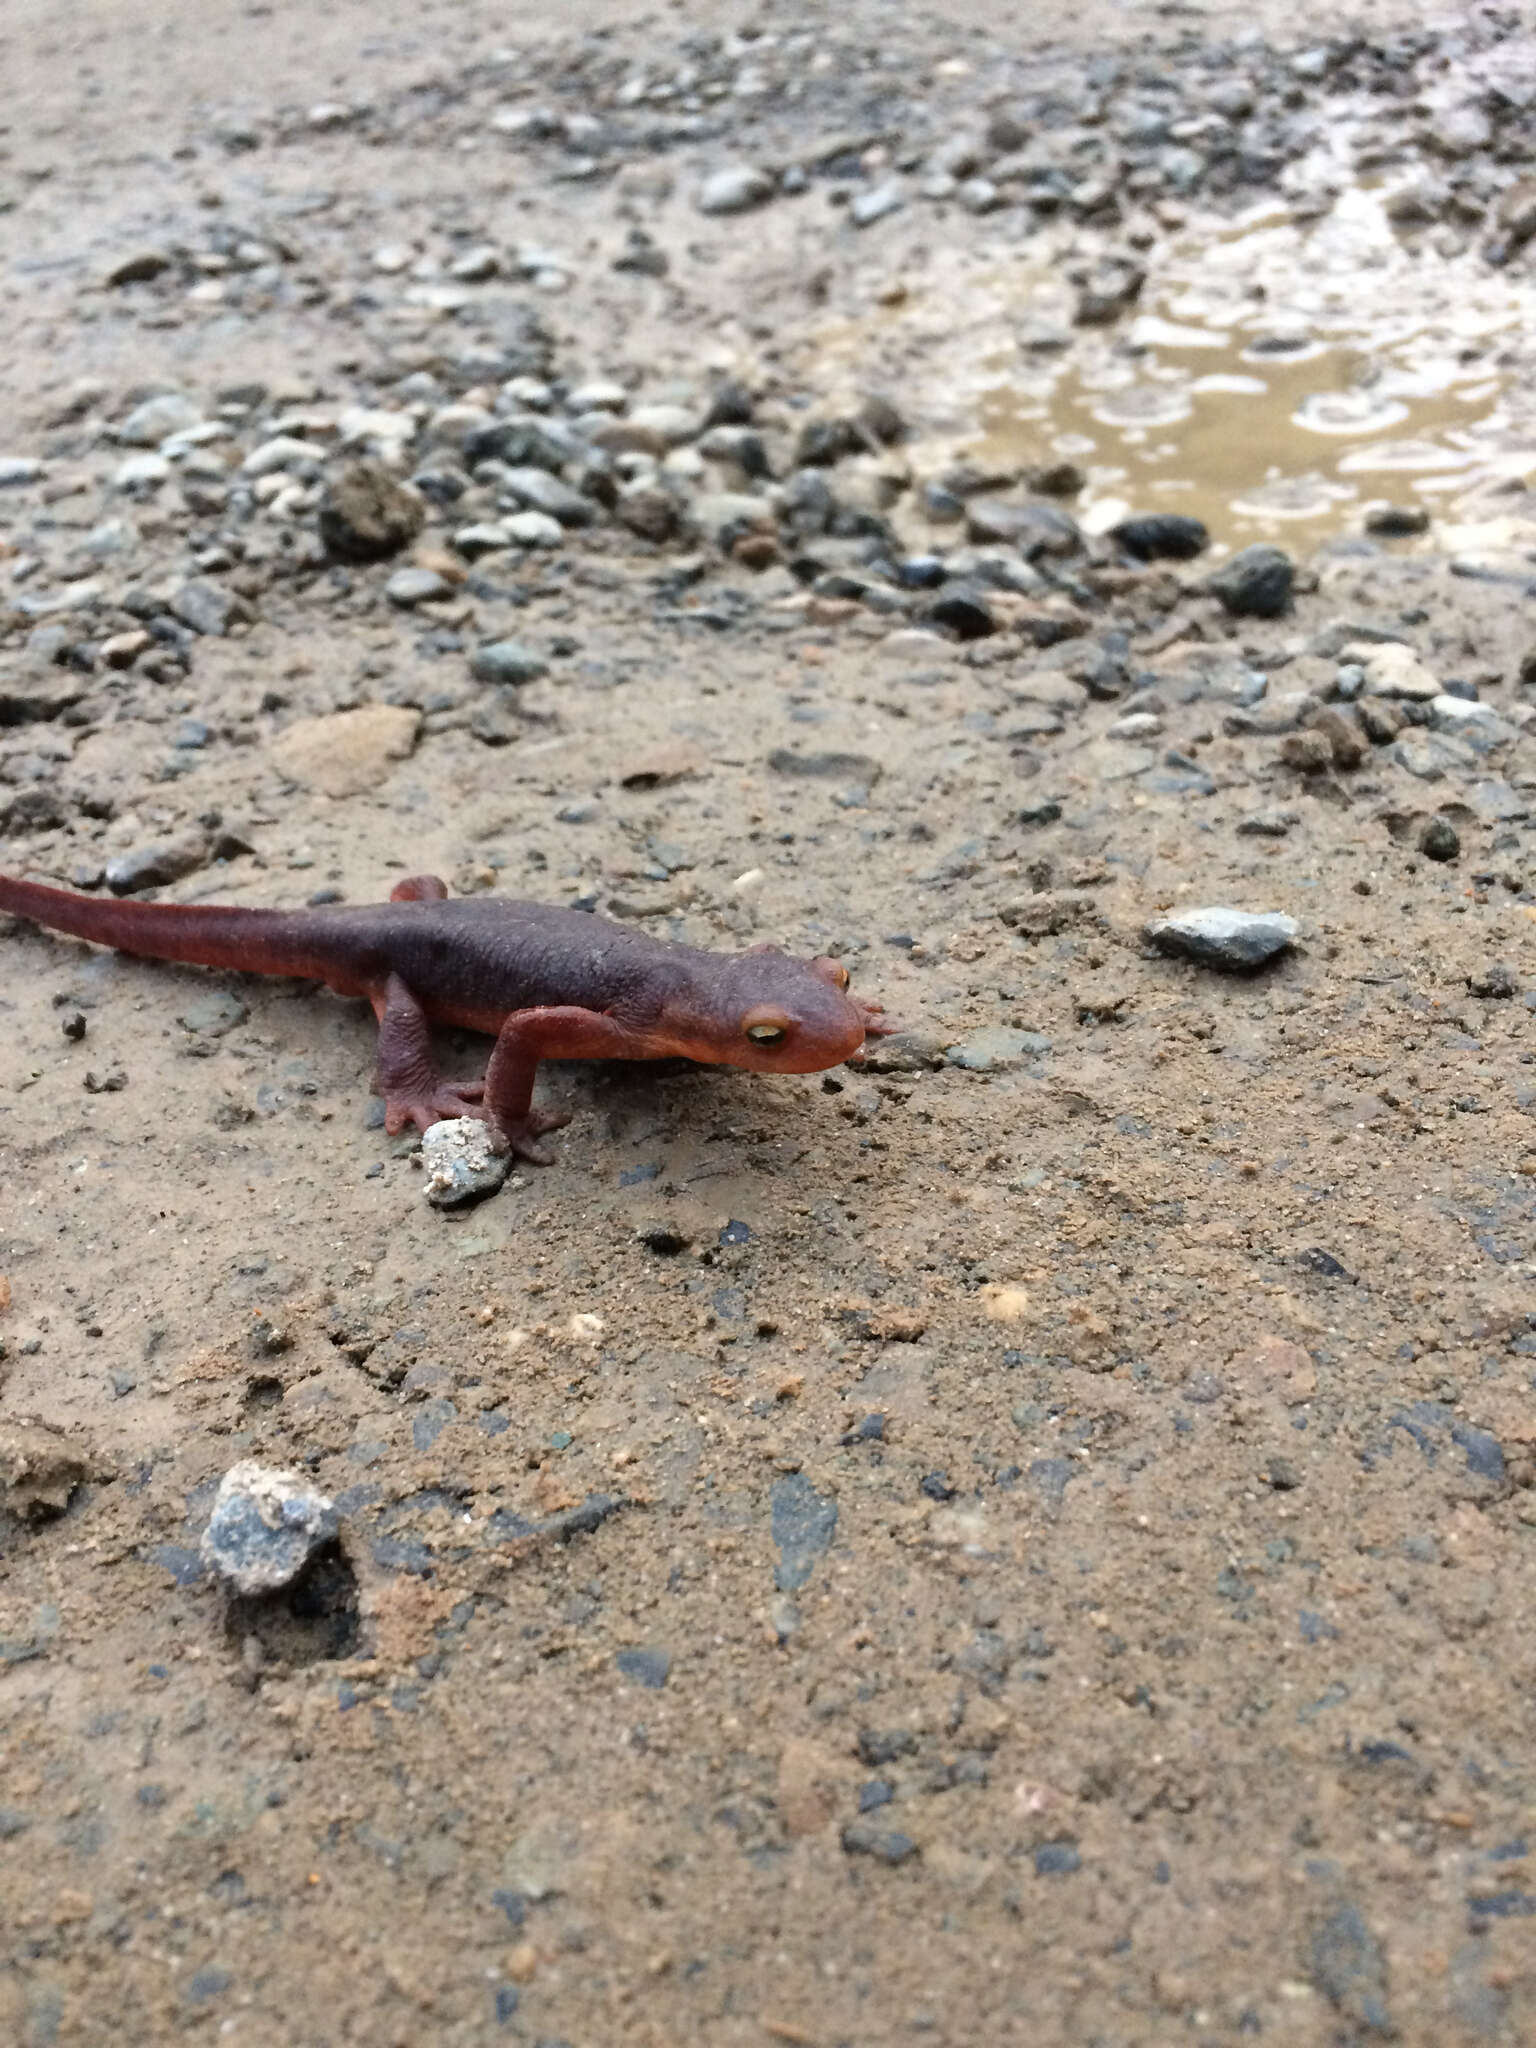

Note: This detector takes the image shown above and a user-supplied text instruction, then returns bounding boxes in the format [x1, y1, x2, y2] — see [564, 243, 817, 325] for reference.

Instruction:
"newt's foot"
[485, 1105, 572, 1166]
[383, 1079, 487, 1137]
[857, 1002, 899, 1040]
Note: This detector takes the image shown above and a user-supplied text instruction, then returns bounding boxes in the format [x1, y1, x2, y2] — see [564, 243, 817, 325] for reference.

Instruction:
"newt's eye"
[746, 1021, 786, 1046]
[833, 966, 850, 991]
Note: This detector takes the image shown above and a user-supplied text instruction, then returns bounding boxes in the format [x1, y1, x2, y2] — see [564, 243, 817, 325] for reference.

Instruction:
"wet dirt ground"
[3, 3, 1536, 2043]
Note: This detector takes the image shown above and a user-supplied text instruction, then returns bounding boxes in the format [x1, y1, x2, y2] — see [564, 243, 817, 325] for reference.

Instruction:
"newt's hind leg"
[389, 874, 450, 902]
[371, 972, 486, 1135]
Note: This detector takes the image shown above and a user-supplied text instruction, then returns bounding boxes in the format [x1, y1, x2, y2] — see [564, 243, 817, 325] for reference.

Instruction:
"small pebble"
[1145, 907, 1298, 974]
[420, 1118, 511, 1208]
[1418, 817, 1460, 862]
[199, 1462, 338, 1596]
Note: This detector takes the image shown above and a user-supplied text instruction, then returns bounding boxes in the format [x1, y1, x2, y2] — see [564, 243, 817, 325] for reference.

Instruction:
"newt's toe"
[487, 1108, 572, 1165]
[384, 1084, 488, 1137]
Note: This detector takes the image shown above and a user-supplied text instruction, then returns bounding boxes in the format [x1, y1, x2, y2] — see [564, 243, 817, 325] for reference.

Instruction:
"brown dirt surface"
[4, 3, 1536, 2044]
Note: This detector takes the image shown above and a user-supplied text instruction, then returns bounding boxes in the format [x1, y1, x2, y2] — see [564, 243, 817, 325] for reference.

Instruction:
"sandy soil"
[3, 2, 1536, 2044]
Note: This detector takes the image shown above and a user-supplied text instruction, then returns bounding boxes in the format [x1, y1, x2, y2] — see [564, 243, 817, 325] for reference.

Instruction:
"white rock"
[117, 392, 203, 446]
[1343, 641, 1441, 701]
[112, 453, 171, 492]
[338, 406, 418, 453]
[697, 165, 774, 214]
[566, 379, 628, 414]
[504, 510, 565, 548]
[241, 435, 323, 478]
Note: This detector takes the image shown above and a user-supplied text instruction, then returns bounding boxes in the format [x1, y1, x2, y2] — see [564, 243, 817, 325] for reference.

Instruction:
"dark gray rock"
[105, 836, 209, 895]
[106, 248, 173, 286]
[1207, 545, 1295, 618]
[1419, 816, 1460, 861]
[1110, 513, 1210, 561]
[614, 1646, 672, 1689]
[771, 1473, 837, 1591]
[170, 580, 248, 636]
[1145, 906, 1297, 973]
[199, 1462, 338, 1596]
[921, 585, 996, 639]
[420, 1119, 511, 1208]
[965, 499, 1081, 556]
[0, 788, 67, 835]
[841, 1821, 919, 1864]
[1310, 1902, 1394, 2036]
[1468, 962, 1518, 999]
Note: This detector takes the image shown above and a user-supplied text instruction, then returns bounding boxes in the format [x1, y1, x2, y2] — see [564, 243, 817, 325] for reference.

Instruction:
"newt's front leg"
[372, 973, 486, 1135]
[482, 1006, 640, 1164]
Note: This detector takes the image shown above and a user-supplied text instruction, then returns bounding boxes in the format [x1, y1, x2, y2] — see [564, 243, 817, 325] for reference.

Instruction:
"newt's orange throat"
[0, 870, 894, 1165]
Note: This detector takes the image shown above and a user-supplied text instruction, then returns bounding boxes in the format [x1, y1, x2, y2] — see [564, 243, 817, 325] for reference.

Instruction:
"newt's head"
[672, 946, 888, 1074]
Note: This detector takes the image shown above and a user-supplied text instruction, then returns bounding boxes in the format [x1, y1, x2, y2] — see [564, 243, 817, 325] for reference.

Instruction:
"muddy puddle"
[799, 185, 1536, 552]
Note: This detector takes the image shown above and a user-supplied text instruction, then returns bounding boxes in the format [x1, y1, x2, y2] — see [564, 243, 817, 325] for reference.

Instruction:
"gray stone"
[497, 467, 595, 526]
[697, 165, 774, 215]
[171, 580, 248, 636]
[452, 522, 513, 560]
[448, 243, 501, 281]
[958, 178, 1003, 214]
[1348, 642, 1441, 699]
[1073, 256, 1145, 325]
[420, 1118, 511, 1209]
[113, 453, 171, 494]
[1310, 1901, 1394, 2036]
[850, 180, 906, 228]
[1110, 513, 1209, 561]
[767, 747, 881, 783]
[965, 499, 1081, 556]
[841, 1821, 920, 1865]
[118, 393, 202, 447]
[1236, 808, 1299, 838]
[1363, 503, 1430, 538]
[199, 1462, 338, 1596]
[503, 509, 565, 548]
[385, 567, 453, 608]
[470, 640, 549, 686]
[1146, 906, 1298, 973]
[771, 1473, 837, 1591]
[319, 463, 427, 561]
[0, 457, 45, 488]
[1419, 816, 1461, 862]
[1394, 731, 1476, 780]
[614, 1647, 672, 1689]
[1207, 545, 1295, 618]
[105, 836, 209, 895]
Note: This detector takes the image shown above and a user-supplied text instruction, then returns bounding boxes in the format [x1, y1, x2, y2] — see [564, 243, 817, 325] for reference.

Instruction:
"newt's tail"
[0, 873, 332, 982]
